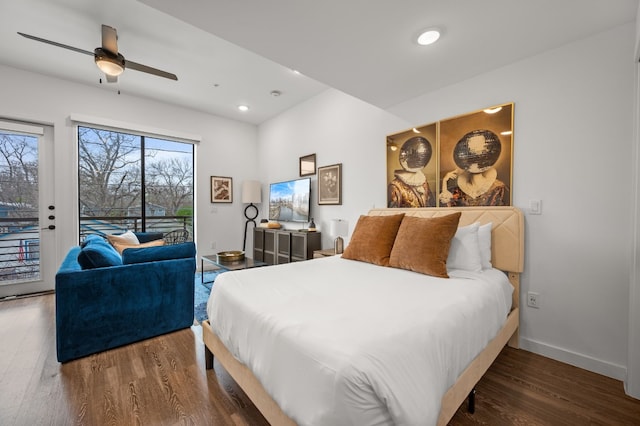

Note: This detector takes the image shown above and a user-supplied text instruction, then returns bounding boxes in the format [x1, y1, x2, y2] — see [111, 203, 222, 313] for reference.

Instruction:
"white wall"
[258, 89, 410, 249]
[628, 2, 640, 399]
[258, 23, 637, 383]
[392, 23, 636, 381]
[0, 64, 259, 271]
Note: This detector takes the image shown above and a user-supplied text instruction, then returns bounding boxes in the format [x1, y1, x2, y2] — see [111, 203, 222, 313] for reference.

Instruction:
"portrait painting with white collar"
[439, 103, 513, 207]
[386, 122, 438, 208]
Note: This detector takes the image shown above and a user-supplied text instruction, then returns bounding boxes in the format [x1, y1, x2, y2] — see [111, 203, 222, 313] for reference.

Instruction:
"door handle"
[41, 225, 55, 230]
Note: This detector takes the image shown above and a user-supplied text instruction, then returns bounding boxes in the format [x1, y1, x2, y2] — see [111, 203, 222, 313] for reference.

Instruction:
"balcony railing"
[0, 215, 192, 282]
[0, 217, 40, 283]
[79, 215, 193, 241]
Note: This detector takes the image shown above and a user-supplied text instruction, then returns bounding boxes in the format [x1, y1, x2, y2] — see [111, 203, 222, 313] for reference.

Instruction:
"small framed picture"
[211, 176, 232, 203]
[299, 153, 316, 176]
[317, 163, 342, 205]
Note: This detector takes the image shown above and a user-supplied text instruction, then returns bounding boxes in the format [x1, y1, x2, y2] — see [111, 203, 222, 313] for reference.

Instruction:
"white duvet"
[207, 256, 513, 426]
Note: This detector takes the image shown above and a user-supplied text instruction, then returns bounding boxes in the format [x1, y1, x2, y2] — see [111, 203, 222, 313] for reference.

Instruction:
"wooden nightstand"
[313, 248, 337, 259]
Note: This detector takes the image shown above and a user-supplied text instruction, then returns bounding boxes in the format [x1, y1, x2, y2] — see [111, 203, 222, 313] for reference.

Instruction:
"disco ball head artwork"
[399, 136, 432, 172]
[453, 129, 501, 173]
[387, 136, 435, 208]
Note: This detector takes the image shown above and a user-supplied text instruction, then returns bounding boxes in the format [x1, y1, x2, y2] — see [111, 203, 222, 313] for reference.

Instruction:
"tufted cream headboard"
[367, 207, 524, 274]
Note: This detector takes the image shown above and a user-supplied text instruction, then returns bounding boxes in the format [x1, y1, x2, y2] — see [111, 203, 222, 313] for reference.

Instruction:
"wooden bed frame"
[203, 206, 524, 426]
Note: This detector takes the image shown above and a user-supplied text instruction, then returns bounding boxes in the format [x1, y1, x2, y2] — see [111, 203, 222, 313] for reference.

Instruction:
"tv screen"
[269, 177, 311, 222]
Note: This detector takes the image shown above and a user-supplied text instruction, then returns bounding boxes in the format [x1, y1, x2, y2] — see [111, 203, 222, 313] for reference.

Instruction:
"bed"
[202, 207, 524, 425]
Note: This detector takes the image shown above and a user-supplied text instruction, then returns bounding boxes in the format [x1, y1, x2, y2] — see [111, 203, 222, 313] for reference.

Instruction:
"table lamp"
[330, 219, 348, 254]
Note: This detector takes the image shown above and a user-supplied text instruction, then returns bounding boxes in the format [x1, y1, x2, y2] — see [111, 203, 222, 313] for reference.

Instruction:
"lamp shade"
[241, 180, 261, 204]
[329, 219, 348, 237]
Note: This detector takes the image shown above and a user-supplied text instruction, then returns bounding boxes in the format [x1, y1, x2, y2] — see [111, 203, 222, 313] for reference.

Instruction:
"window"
[78, 126, 194, 239]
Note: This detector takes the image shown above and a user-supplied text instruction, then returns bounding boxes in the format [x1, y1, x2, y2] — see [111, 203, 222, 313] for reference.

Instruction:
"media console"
[253, 228, 321, 265]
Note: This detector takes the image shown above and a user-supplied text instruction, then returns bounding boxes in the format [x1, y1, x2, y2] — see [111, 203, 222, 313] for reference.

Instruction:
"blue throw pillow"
[122, 242, 196, 265]
[77, 238, 123, 269]
[80, 233, 105, 248]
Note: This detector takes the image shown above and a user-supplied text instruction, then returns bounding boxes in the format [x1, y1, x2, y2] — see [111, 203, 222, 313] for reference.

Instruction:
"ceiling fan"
[17, 25, 177, 82]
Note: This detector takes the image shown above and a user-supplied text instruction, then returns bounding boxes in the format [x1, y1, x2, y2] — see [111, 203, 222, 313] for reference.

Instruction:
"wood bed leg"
[205, 345, 214, 369]
[468, 388, 476, 414]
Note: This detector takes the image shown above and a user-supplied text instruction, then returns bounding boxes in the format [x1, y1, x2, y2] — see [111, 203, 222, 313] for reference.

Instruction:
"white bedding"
[207, 256, 513, 426]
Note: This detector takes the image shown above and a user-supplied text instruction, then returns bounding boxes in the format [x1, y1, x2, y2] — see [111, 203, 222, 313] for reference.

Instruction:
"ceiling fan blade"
[101, 25, 118, 54]
[106, 74, 118, 83]
[17, 32, 93, 56]
[126, 60, 178, 81]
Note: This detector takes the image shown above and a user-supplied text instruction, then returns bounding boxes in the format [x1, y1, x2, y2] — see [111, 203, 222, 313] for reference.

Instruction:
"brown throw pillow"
[342, 213, 405, 266]
[111, 239, 165, 255]
[389, 213, 462, 278]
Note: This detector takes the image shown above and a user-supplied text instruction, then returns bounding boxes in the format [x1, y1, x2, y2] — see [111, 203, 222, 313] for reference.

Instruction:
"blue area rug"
[194, 271, 221, 323]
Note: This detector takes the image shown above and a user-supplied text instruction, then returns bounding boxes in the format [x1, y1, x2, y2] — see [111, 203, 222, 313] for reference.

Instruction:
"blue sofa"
[55, 232, 196, 363]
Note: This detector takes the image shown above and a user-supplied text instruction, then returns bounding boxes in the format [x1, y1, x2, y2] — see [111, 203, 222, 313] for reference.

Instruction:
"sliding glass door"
[78, 126, 194, 240]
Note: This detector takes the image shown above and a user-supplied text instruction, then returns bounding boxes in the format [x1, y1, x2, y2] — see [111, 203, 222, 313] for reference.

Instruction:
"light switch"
[529, 199, 542, 215]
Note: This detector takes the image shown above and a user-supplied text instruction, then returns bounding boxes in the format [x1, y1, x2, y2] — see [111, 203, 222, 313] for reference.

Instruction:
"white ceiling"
[2, 0, 638, 125]
[0, 0, 328, 125]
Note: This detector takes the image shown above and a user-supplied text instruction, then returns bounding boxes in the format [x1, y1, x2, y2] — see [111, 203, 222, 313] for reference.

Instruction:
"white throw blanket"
[207, 256, 512, 425]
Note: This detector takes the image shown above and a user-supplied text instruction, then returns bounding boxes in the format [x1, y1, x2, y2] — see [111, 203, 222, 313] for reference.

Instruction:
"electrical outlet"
[527, 291, 540, 308]
[211, 241, 216, 249]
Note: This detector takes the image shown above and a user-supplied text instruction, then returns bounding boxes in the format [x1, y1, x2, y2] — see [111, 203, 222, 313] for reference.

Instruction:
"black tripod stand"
[243, 202, 259, 251]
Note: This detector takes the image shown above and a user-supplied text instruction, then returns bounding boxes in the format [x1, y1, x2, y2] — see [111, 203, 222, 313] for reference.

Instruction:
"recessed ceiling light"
[238, 105, 249, 112]
[412, 128, 421, 133]
[417, 29, 441, 46]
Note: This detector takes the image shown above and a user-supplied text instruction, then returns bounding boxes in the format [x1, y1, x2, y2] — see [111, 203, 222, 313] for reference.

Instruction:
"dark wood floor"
[1, 294, 639, 425]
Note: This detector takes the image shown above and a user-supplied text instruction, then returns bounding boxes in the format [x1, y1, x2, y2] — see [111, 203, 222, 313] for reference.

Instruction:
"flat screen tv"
[268, 177, 311, 223]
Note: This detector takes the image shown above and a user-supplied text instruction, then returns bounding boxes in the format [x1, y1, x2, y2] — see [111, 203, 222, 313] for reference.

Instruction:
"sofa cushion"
[77, 238, 122, 269]
[122, 242, 196, 265]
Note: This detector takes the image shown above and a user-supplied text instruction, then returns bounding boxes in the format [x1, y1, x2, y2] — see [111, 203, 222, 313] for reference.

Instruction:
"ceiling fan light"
[94, 48, 125, 76]
[96, 59, 124, 76]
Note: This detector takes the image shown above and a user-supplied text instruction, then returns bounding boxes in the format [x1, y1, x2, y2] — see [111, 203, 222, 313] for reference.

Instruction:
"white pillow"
[478, 222, 492, 269]
[447, 222, 483, 272]
[106, 230, 140, 246]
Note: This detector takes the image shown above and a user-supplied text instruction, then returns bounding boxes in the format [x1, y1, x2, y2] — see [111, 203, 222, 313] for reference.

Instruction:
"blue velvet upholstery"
[122, 242, 195, 264]
[134, 231, 164, 243]
[55, 238, 196, 363]
[77, 235, 122, 269]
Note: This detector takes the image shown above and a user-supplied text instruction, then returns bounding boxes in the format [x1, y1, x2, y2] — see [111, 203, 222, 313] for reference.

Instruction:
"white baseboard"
[520, 337, 627, 381]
